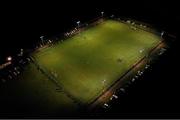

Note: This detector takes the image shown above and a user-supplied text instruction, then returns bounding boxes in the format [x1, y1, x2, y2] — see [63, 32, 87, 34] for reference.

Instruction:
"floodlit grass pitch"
[23, 20, 161, 108]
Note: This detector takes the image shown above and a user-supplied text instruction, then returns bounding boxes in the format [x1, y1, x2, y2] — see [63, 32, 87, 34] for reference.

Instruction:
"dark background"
[0, 0, 179, 118]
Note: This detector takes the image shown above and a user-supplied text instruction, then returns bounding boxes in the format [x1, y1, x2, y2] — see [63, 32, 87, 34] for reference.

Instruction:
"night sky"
[0, 0, 179, 118]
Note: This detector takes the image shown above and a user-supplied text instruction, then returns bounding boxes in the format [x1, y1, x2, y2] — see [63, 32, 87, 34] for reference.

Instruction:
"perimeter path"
[88, 41, 167, 111]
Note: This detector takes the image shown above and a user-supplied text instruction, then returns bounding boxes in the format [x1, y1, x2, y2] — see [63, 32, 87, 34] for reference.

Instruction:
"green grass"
[0, 63, 78, 113]
[0, 19, 161, 113]
[29, 19, 161, 106]
[17, 63, 77, 111]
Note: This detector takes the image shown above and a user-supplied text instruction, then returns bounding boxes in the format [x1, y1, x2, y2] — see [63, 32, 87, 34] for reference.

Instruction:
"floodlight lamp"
[77, 21, 80, 24]
[7, 56, 12, 61]
[40, 36, 44, 39]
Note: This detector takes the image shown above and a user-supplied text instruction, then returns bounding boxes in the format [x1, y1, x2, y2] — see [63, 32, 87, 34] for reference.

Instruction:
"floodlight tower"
[101, 11, 104, 17]
[76, 21, 80, 29]
[110, 14, 114, 18]
[161, 31, 164, 38]
[40, 36, 44, 45]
